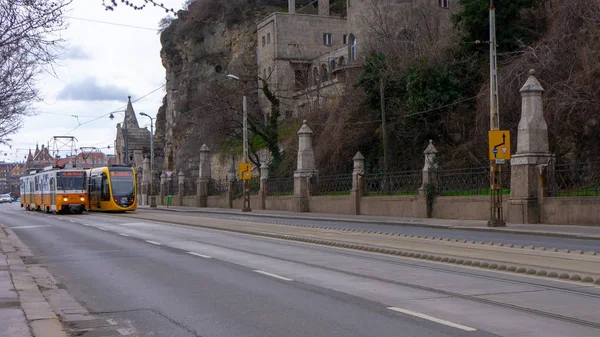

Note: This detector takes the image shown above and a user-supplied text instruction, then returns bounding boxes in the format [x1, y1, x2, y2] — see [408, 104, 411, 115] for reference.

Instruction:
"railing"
[232, 178, 260, 197]
[208, 179, 229, 196]
[312, 173, 353, 196]
[183, 178, 196, 196]
[437, 166, 511, 196]
[547, 162, 600, 197]
[267, 177, 294, 196]
[364, 170, 421, 196]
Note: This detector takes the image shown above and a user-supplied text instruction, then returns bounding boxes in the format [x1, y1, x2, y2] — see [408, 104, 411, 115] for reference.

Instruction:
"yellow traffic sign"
[488, 130, 511, 160]
[238, 162, 252, 180]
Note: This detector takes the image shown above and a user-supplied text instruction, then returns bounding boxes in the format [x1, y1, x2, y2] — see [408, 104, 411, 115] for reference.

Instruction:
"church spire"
[124, 96, 140, 129]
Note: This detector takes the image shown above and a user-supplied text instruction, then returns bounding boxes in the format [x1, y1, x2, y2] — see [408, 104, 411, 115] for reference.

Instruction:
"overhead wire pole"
[488, 0, 505, 227]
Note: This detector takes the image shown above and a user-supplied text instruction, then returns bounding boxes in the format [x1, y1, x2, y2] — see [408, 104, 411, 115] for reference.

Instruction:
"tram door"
[49, 177, 57, 211]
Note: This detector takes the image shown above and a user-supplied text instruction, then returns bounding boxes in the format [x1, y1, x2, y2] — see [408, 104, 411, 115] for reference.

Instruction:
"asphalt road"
[137, 209, 600, 252]
[1, 204, 599, 337]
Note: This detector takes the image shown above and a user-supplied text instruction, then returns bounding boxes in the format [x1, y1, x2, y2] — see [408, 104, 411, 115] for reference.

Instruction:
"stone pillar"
[177, 170, 185, 206]
[288, 0, 295, 14]
[508, 69, 555, 224]
[418, 140, 439, 218]
[294, 120, 317, 212]
[350, 152, 364, 215]
[259, 162, 269, 210]
[227, 163, 236, 209]
[196, 144, 211, 207]
[141, 157, 150, 206]
[160, 172, 166, 205]
[418, 140, 439, 196]
[318, 0, 330, 16]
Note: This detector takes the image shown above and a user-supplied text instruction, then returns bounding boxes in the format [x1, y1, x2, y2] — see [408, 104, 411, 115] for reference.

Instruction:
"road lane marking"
[387, 307, 476, 332]
[82, 223, 91, 227]
[253, 270, 293, 281]
[187, 252, 212, 259]
[106, 319, 117, 325]
[10, 225, 51, 229]
[119, 233, 130, 237]
[99, 228, 108, 231]
[117, 328, 130, 336]
[145, 240, 161, 245]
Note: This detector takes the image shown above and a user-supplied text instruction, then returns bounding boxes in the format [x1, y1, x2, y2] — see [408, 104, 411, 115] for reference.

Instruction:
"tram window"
[101, 175, 110, 201]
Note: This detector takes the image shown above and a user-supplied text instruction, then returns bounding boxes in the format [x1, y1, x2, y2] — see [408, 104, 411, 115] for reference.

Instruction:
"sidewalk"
[0, 225, 67, 337]
[137, 205, 600, 240]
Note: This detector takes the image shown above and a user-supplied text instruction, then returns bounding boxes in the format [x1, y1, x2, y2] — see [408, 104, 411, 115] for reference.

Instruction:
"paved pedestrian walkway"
[137, 205, 600, 240]
[0, 225, 67, 337]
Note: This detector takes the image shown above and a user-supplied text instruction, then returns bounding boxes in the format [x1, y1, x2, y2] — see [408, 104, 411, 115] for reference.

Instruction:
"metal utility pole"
[124, 115, 129, 166]
[140, 113, 156, 208]
[380, 77, 388, 175]
[227, 74, 251, 212]
[488, 0, 505, 227]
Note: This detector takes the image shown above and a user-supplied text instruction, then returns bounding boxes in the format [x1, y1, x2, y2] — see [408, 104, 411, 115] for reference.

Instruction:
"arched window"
[330, 59, 336, 71]
[312, 67, 319, 86]
[320, 64, 328, 82]
[349, 34, 357, 61]
[338, 56, 345, 66]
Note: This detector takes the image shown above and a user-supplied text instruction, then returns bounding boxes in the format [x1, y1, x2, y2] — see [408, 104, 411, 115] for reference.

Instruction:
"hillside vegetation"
[156, 0, 599, 178]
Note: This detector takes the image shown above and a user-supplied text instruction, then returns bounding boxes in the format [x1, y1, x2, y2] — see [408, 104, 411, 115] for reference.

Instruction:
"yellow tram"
[86, 166, 137, 212]
[20, 168, 87, 214]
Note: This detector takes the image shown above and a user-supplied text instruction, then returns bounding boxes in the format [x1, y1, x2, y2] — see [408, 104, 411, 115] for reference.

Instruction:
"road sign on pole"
[488, 130, 511, 161]
[238, 162, 252, 180]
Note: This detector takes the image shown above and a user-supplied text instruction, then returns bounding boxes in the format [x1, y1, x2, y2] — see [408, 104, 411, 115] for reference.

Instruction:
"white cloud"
[58, 77, 130, 101]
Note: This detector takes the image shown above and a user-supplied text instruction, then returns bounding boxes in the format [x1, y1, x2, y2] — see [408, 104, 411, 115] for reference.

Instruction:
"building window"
[349, 34, 357, 61]
[338, 56, 345, 66]
[323, 33, 332, 46]
[262, 36, 266, 47]
[267, 33, 271, 44]
[343, 34, 348, 44]
[330, 59, 336, 71]
[320, 64, 329, 82]
[312, 67, 319, 86]
[439, 0, 449, 8]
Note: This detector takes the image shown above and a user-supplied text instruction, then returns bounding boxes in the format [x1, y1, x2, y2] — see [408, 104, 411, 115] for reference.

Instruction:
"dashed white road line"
[145, 240, 161, 246]
[106, 319, 117, 326]
[253, 270, 293, 281]
[387, 307, 477, 332]
[119, 233, 130, 237]
[99, 228, 108, 231]
[81, 223, 91, 227]
[187, 252, 212, 259]
[116, 328, 131, 336]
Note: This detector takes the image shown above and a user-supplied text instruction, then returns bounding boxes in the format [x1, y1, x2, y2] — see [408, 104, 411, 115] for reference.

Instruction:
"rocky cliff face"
[154, 1, 276, 179]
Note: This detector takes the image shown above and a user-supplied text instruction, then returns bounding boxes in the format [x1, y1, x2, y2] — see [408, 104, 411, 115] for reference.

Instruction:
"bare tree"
[0, 0, 70, 145]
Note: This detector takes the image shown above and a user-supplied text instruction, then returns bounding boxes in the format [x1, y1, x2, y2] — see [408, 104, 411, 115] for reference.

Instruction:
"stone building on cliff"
[114, 96, 151, 169]
[256, 0, 458, 118]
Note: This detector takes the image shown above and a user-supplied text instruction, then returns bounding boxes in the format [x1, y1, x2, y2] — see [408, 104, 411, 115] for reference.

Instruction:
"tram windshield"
[109, 169, 135, 198]
[57, 171, 86, 191]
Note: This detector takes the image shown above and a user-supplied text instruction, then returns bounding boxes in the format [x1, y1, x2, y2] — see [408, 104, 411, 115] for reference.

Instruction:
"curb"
[0, 224, 68, 337]
[122, 214, 600, 286]
[136, 207, 600, 241]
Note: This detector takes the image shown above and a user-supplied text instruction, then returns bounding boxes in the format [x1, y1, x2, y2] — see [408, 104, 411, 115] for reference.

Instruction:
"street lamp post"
[226, 74, 251, 212]
[140, 112, 156, 208]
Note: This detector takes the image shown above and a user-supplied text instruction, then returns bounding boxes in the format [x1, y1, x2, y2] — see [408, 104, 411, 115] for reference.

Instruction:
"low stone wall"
[431, 196, 509, 220]
[265, 196, 296, 212]
[168, 193, 599, 226]
[542, 197, 600, 226]
[360, 195, 424, 218]
[308, 195, 353, 215]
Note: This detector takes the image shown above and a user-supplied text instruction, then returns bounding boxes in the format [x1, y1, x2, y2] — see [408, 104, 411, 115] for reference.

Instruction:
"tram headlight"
[63, 197, 68, 202]
[80, 197, 85, 202]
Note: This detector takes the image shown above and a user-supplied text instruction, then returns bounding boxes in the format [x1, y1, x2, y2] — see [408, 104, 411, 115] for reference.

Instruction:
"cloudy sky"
[0, 0, 183, 162]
